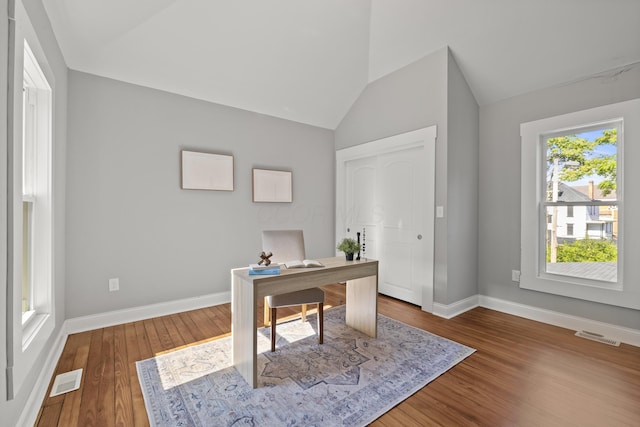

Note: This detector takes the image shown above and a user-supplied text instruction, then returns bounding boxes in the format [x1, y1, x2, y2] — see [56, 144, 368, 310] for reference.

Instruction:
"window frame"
[6, 4, 56, 399]
[20, 41, 53, 331]
[520, 99, 640, 310]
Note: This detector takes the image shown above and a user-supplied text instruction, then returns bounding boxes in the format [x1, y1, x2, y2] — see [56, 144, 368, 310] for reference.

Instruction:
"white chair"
[262, 230, 324, 352]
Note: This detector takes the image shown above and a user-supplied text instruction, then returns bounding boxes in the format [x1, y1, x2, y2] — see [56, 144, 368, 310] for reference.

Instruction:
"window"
[542, 124, 619, 282]
[567, 224, 574, 236]
[7, 5, 56, 400]
[520, 98, 640, 310]
[21, 41, 53, 330]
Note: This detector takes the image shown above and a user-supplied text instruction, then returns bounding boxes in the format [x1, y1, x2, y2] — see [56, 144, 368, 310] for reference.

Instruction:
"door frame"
[336, 126, 436, 312]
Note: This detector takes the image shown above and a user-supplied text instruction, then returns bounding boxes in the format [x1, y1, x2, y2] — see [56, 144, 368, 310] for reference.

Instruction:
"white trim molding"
[432, 295, 479, 319]
[432, 293, 639, 347]
[478, 295, 640, 347]
[64, 291, 231, 334]
[17, 327, 67, 427]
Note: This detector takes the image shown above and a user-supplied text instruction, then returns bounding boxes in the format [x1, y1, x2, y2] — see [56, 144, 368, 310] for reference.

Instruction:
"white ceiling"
[42, 0, 640, 129]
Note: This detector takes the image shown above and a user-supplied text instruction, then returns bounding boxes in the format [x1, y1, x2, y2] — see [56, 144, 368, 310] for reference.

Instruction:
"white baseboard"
[478, 295, 640, 347]
[431, 293, 639, 347]
[432, 295, 479, 319]
[17, 326, 68, 427]
[64, 291, 231, 334]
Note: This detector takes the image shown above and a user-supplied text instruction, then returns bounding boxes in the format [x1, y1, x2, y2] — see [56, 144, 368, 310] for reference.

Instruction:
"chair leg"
[317, 302, 324, 345]
[270, 307, 277, 352]
[264, 297, 271, 326]
[301, 304, 307, 322]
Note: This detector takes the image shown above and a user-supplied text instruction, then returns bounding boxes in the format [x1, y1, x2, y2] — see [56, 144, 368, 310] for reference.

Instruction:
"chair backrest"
[262, 230, 305, 263]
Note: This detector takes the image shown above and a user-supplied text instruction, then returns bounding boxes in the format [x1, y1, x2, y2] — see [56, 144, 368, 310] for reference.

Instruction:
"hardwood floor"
[36, 284, 640, 426]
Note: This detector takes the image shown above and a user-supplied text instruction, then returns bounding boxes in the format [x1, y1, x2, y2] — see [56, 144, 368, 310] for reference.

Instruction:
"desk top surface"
[232, 256, 378, 282]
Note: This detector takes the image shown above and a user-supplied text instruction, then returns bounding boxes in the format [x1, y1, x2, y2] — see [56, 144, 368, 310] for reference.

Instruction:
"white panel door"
[377, 146, 427, 305]
[336, 126, 436, 311]
[345, 155, 379, 262]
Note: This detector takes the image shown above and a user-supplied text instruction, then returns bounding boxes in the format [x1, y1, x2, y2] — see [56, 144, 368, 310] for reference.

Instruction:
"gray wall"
[1, 0, 67, 424]
[66, 71, 335, 318]
[446, 52, 479, 304]
[479, 62, 640, 329]
[335, 47, 480, 305]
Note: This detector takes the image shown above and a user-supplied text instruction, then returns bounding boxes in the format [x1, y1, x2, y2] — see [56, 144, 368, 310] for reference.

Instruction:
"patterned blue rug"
[136, 306, 475, 426]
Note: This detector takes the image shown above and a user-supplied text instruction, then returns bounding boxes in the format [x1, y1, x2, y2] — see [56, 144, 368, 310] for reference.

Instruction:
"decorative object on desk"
[252, 168, 293, 203]
[356, 231, 361, 260]
[180, 150, 234, 191]
[136, 305, 475, 427]
[257, 251, 272, 266]
[284, 259, 324, 268]
[249, 263, 280, 271]
[337, 237, 361, 261]
[249, 265, 281, 275]
[362, 227, 366, 258]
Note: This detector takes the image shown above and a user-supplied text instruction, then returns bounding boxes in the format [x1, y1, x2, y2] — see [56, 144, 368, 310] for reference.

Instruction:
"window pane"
[22, 200, 33, 313]
[545, 127, 617, 203]
[543, 126, 618, 283]
[544, 203, 617, 282]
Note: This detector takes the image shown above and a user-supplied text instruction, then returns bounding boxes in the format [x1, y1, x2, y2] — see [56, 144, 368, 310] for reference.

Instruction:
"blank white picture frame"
[181, 150, 234, 191]
[252, 168, 293, 202]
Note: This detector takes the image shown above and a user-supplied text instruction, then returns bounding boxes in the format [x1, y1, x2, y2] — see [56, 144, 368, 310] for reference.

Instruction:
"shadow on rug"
[136, 306, 475, 426]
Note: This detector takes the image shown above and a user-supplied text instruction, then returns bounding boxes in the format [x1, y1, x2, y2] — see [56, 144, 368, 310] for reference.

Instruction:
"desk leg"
[232, 274, 258, 388]
[345, 275, 378, 338]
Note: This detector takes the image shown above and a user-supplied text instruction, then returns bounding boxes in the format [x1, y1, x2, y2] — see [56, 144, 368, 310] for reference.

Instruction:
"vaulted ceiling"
[42, 0, 640, 129]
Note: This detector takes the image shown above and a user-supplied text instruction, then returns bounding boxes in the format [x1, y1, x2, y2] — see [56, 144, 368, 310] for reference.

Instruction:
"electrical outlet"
[109, 278, 119, 292]
[511, 270, 521, 282]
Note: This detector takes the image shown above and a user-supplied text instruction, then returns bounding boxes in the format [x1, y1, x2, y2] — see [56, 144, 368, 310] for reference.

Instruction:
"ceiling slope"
[43, 0, 640, 129]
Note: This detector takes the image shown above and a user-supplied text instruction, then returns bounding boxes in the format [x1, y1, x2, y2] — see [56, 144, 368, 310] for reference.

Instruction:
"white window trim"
[520, 98, 640, 310]
[6, 4, 56, 400]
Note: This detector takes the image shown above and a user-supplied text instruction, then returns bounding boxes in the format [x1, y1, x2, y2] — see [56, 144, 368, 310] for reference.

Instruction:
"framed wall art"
[181, 150, 234, 191]
[252, 168, 292, 202]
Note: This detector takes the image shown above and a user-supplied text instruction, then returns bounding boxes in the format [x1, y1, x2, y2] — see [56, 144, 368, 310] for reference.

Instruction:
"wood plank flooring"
[36, 284, 640, 426]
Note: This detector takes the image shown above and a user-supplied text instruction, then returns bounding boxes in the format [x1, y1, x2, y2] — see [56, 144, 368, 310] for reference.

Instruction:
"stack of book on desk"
[248, 263, 281, 275]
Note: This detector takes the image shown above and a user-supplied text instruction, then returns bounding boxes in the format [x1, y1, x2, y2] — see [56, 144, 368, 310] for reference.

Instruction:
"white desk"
[231, 256, 378, 388]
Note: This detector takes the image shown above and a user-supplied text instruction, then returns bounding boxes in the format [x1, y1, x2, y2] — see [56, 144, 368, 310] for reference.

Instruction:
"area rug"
[136, 306, 475, 426]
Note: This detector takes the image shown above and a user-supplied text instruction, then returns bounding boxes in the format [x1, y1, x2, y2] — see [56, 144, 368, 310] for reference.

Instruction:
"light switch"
[436, 206, 444, 218]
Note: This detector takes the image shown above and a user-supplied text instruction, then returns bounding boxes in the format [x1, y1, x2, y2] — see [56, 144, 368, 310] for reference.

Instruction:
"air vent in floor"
[575, 330, 620, 346]
[50, 368, 83, 397]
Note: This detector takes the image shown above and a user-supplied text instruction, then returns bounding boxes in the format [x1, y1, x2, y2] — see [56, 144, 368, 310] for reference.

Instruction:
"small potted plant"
[337, 237, 361, 261]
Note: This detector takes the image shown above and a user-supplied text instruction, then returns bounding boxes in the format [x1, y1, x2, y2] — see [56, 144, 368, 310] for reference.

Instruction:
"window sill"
[22, 312, 50, 351]
[22, 309, 36, 326]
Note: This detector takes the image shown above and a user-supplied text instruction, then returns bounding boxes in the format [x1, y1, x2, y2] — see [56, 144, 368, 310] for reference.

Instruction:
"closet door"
[337, 126, 435, 310]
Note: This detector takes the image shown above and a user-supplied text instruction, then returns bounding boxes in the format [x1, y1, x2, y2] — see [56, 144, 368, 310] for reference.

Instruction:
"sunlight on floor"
[153, 310, 326, 390]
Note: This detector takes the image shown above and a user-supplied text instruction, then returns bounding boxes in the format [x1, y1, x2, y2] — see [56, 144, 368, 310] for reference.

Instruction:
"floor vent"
[575, 330, 620, 347]
[50, 368, 83, 397]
